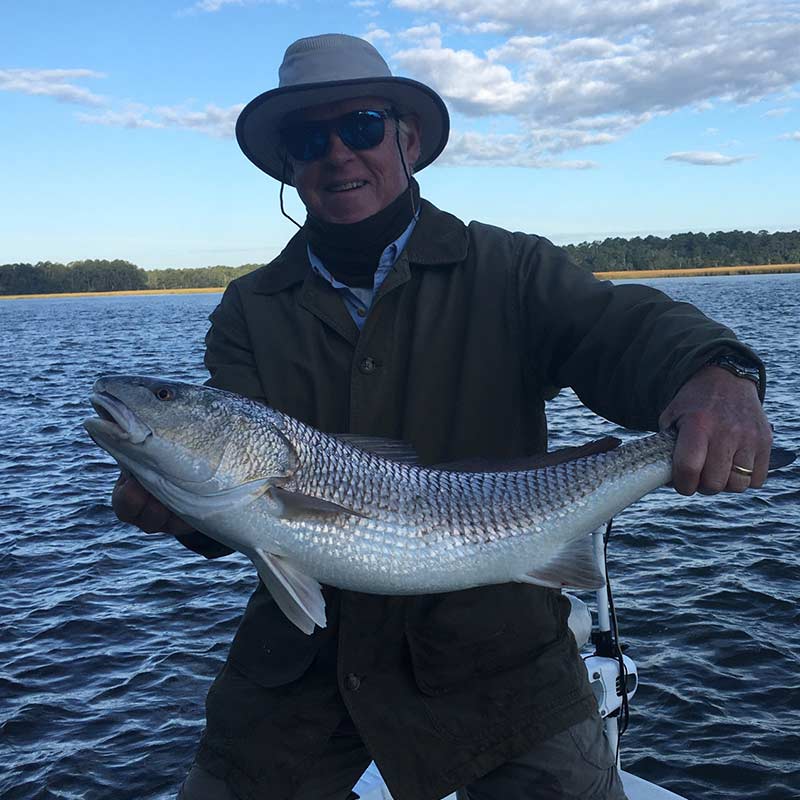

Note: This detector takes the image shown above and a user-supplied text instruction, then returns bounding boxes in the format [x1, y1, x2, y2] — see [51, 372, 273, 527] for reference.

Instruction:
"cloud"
[179, 0, 285, 14]
[392, 0, 723, 37]
[378, 0, 800, 167]
[363, 26, 391, 44]
[665, 151, 751, 166]
[439, 130, 597, 168]
[350, 0, 380, 15]
[76, 107, 164, 129]
[763, 107, 792, 117]
[78, 102, 244, 138]
[0, 68, 105, 106]
[779, 130, 800, 141]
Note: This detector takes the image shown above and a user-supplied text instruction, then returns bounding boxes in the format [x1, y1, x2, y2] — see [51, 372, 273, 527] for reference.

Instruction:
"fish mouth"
[88, 391, 152, 445]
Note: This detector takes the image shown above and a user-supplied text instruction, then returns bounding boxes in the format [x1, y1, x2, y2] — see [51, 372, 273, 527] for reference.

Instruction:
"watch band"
[707, 354, 763, 394]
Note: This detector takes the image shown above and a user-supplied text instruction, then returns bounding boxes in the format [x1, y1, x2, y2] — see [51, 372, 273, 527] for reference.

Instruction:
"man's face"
[287, 96, 421, 224]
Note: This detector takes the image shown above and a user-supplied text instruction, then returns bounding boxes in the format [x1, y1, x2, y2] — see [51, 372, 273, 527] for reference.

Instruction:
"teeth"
[329, 181, 366, 192]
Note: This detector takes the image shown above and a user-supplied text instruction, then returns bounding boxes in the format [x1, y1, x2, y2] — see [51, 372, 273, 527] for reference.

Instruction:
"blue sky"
[2, 0, 798, 269]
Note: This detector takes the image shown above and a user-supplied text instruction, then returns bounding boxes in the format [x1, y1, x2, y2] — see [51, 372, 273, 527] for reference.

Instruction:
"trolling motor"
[567, 523, 638, 764]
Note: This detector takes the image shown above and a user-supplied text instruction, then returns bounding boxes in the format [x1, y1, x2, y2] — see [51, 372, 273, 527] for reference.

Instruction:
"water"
[1, 274, 798, 800]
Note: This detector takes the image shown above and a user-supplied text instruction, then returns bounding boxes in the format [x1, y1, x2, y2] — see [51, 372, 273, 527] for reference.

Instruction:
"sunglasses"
[280, 109, 396, 162]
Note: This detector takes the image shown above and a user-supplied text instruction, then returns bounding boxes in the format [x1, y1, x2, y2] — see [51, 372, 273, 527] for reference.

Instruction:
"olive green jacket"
[193, 199, 762, 800]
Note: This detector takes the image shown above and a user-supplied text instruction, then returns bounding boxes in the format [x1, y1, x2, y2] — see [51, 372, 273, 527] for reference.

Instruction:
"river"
[1, 273, 798, 799]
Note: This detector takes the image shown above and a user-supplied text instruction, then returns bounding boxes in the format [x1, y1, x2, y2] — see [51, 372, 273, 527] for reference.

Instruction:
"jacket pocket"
[404, 584, 566, 696]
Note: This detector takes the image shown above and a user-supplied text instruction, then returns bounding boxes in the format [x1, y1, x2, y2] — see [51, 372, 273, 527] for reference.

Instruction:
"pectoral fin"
[271, 486, 366, 520]
[251, 548, 327, 635]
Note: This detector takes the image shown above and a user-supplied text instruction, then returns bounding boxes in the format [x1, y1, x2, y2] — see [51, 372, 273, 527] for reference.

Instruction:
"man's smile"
[326, 180, 368, 193]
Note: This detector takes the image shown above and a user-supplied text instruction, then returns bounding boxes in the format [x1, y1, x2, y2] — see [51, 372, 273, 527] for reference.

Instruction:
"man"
[113, 34, 772, 800]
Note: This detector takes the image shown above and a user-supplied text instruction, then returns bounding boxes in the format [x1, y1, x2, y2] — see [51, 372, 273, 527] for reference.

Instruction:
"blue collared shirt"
[307, 216, 418, 331]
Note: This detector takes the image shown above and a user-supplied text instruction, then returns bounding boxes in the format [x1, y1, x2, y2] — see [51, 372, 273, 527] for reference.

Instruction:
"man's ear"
[402, 114, 422, 170]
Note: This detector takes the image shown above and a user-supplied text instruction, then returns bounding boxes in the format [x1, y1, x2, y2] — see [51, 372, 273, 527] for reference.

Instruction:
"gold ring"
[731, 464, 754, 477]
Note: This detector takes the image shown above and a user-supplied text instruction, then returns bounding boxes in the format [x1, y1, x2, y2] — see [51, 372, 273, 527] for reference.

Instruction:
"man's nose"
[324, 128, 355, 162]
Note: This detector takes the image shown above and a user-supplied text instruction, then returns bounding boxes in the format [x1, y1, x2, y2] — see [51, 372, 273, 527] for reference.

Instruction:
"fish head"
[84, 375, 296, 498]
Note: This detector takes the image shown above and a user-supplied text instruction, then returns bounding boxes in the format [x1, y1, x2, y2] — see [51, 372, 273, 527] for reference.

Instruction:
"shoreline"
[2, 263, 799, 300]
[594, 263, 800, 280]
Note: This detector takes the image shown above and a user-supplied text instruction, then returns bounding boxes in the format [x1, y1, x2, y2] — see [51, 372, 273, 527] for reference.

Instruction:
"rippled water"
[1, 274, 798, 800]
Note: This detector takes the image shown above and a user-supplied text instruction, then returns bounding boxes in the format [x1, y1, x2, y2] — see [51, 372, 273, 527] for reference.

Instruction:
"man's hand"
[112, 470, 195, 536]
[658, 365, 772, 496]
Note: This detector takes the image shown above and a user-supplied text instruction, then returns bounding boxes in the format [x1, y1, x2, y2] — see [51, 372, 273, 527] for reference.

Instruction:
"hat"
[236, 33, 450, 184]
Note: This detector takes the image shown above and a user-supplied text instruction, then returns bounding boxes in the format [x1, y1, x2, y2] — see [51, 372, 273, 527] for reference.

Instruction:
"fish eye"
[154, 387, 175, 401]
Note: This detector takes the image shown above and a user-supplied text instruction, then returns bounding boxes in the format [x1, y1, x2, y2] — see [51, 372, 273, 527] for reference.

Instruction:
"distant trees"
[2, 229, 799, 295]
[0, 259, 148, 295]
[564, 230, 800, 272]
[144, 264, 261, 289]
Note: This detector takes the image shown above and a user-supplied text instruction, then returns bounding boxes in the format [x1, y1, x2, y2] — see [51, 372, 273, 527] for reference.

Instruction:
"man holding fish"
[110, 33, 771, 800]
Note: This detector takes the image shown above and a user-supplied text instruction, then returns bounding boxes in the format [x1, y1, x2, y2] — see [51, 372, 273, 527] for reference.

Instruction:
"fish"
[83, 375, 792, 635]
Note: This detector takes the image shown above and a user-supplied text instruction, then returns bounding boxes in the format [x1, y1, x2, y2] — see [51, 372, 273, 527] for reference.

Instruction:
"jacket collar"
[255, 198, 469, 295]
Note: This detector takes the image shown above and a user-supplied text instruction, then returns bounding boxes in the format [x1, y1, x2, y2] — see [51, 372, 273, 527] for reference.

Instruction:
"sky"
[1, 0, 799, 269]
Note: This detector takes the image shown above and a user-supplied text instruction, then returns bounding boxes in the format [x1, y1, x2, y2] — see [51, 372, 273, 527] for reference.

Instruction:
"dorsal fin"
[433, 436, 622, 473]
[334, 434, 420, 464]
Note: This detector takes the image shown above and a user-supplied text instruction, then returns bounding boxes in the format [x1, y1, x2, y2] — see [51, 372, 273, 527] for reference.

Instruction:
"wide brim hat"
[236, 34, 450, 185]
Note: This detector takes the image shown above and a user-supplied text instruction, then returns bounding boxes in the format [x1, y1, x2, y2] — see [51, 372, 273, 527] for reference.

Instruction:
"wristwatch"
[707, 353, 763, 395]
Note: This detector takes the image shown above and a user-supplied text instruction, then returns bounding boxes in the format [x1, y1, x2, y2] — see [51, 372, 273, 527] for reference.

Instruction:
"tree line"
[564, 229, 800, 272]
[0, 260, 261, 295]
[2, 230, 799, 295]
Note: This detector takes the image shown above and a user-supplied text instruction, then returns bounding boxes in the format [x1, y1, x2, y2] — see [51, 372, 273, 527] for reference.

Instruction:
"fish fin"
[251, 548, 327, 635]
[271, 486, 366, 519]
[769, 446, 796, 472]
[516, 534, 606, 590]
[434, 437, 622, 474]
[334, 435, 420, 464]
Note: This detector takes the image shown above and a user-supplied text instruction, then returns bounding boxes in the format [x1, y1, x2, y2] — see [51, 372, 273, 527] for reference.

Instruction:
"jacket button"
[358, 357, 378, 375]
[344, 673, 361, 691]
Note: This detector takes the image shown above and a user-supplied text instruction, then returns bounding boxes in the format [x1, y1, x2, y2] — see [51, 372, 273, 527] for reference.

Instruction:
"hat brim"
[236, 77, 450, 185]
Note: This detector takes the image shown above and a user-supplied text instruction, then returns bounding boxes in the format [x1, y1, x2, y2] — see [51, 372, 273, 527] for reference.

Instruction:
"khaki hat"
[236, 33, 450, 184]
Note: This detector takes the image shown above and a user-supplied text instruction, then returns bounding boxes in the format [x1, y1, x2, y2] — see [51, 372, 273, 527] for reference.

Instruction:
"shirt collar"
[255, 198, 470, 295]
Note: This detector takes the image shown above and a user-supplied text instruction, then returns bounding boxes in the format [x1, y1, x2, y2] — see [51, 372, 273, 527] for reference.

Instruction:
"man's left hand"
[658, 365, 772, 496]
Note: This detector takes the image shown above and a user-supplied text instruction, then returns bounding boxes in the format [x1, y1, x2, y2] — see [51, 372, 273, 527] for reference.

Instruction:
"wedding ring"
[731, 464, 754, 477]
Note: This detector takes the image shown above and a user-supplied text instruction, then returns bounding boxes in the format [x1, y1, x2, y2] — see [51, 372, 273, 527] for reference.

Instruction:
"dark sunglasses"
[280, 109, 396, 162]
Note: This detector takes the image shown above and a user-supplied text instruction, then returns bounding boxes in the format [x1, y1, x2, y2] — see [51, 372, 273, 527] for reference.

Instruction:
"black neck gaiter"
[305, 179, 420, 288]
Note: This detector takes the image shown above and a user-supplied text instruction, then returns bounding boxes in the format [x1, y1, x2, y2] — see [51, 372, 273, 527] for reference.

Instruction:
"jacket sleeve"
[517, 235, 765, 431]
[204, 281, 270, 404]
[176, 281, 269, 559]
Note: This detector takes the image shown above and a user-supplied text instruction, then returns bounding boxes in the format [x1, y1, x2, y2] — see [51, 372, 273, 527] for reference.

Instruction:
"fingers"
[670, 425, 708, 496]
[661, 365, 773, 497]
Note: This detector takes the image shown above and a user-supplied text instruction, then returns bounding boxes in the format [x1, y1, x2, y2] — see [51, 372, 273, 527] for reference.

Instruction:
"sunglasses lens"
[283, 122, 330, 161]
[338, 111, 386, 151]
[282, 111, 390, 162]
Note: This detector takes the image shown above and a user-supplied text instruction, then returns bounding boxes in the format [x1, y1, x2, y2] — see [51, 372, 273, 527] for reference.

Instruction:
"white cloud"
[440, 130, 597, 168]
[399, 23, 443, 48]
[179, 0, 285, 14]
[76, 107, 164, 129]
[363, 26, 391, 44]
[380, 0, 800, 167]
[393, 44, 529, 115]
[764, 107, 791, 117]
[779, 130, 800, 141]
[665, 151, 751, 166]
[0, 68, 105, 106]
[392, 0, 722, 37]
[78, 102, 244, 138]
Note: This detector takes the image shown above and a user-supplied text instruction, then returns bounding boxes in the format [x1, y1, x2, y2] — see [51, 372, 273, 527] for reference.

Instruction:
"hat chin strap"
[279, 153, 304, 229]
[277, 123, 418, 230]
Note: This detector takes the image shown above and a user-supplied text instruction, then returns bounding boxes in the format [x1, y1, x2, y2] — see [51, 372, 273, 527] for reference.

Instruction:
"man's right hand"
[112, 470, 195, 536]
